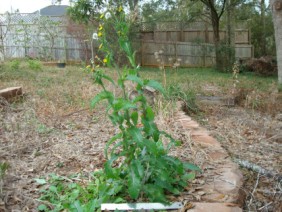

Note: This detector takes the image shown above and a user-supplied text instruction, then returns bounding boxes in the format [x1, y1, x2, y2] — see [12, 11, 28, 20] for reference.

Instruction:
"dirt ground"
[0, 71, 282, 211]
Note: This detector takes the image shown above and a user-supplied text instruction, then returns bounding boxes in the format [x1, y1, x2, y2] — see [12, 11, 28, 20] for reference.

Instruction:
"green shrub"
[28, 59, 42, 71]
[9, 59, 21, 70]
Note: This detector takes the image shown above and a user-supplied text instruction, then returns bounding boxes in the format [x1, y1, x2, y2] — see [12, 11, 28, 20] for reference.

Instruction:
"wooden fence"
[141, 40, 253, 67]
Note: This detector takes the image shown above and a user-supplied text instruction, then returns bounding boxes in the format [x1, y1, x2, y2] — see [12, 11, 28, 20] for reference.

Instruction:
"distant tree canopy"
[67, 0, 276, 69]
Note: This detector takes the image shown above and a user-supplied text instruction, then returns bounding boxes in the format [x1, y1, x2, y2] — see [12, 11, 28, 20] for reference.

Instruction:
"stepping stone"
[189, 203, 242, 212]
[192, 135, 221, 147]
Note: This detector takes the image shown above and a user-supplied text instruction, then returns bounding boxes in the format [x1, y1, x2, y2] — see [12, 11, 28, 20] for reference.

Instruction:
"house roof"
[38, 5, 69, 16]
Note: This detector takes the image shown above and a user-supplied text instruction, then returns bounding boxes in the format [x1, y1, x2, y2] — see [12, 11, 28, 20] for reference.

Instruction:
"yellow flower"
[99, 43, 103, 49]
[86, 65, 91, 69]
[99, 25, 103, 31]
[98, 32, 103, 37]
[100, 13, 104, 19]
[103, 58, 108, 63]
[118, 6, 123, 12]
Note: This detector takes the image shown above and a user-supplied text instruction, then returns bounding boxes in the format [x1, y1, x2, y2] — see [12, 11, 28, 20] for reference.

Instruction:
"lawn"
[0, 60, 281, 211]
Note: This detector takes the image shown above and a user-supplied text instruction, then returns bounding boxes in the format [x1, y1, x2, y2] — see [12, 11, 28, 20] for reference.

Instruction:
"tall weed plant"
[90, 4, 200, 203]
[38, 5, 200, 211]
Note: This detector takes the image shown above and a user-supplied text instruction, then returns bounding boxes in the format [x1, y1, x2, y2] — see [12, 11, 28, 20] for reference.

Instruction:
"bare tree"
[270, 0, 282, 85]
[200, 0, 227, 71]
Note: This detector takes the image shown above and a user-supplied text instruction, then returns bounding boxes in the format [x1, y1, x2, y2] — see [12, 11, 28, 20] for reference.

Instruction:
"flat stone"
[192, 135, 221, 147]
[188, 203, 242, 212]
[208, 151, 228, 161]
[182, 121, 200, 129]
[191, 129, 210, 136]
[178, 117, 192, 122]
[0, 87, 22, 100]
[214, 166, 243, 195]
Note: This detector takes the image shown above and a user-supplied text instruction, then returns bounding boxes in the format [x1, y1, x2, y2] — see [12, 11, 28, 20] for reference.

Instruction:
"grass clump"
[27, 59, 42, 71]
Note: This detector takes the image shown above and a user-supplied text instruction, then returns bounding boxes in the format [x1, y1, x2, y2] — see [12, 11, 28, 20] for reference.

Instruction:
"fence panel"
[141, 40, 252, 67]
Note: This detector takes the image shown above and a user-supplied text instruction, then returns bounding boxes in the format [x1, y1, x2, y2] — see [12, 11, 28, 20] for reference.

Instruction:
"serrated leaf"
[131, 159, 144, 178]
[34, 178, 46, 185]
[183, 162, 201, 171]
[143, 139, 158, 155]
[90, 91, 114, 109]
[128, 166, 141, 199]
[128, 127, 143, 144]
[145, 80, 164, 94]
[142, 120, 157, 136]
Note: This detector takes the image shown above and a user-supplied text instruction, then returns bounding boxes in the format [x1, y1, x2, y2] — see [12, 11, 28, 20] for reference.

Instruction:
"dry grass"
[0, 61, 281, 211]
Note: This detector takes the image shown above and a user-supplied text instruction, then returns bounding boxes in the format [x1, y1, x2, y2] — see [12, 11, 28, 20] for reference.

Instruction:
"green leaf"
[126, 74, 143, 86]
[102, 73, 115, 85]
[105, 133, 123, 159]
[130, 111, 138, 125]
[34, 178, 47, 185]
[128, 127, 143, 144]
[145, 80, 164, 94]
[73, 200, 83, 212]
[38, 204, 48, 211]
[183, 162, 201, 171]
[128, 165, 141, 199]
[104, 156, 119, 179]
[143, 139, 158, 155]
[114, 197, 125, 203]
[145, 107, 154, 121]
[182, 172, 196, 181]
[131, 159, 144, 178]
[143, 184, 167, 203]
[91, 91, 114, 109]
[112, 99, 136, 111]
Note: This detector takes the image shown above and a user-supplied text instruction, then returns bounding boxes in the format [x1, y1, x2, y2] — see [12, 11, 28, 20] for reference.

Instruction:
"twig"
[258, 202, 273, 211]
[233, 158, 282, 181]
[248, 173, 260, 211]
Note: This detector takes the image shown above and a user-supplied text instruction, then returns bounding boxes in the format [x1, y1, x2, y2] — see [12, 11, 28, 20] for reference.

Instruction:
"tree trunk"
[226, 0, 235, 68]
[261, 0, 266, 55]
[211, 10, 224, 71]
[270, 0, 282, 85]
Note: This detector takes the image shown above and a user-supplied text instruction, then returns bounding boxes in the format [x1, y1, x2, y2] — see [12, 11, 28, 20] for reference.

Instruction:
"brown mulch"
[1, 85, 282, 211]
[201, 105, 282, 211]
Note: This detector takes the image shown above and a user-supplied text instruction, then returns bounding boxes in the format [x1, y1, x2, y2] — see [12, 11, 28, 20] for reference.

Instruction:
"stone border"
[175, 102, 244, 212]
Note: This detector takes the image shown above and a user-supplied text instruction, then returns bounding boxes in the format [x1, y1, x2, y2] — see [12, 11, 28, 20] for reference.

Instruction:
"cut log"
[0, 87, 23, 100]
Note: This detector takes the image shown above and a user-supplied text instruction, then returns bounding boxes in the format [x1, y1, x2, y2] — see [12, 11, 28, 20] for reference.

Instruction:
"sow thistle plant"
[37, 5, 200, 211]
[90, 5, 200, 204]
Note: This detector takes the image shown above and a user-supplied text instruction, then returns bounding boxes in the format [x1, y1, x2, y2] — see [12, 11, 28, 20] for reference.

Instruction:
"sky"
[0, 0, 70, 14]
